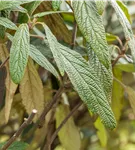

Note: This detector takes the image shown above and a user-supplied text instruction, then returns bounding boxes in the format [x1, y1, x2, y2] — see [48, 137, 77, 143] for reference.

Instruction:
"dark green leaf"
[30, 44, 60, 79]
[44, 25, 116, 129]
[9, 24, 30, 84]
[72, 0, 110, 68]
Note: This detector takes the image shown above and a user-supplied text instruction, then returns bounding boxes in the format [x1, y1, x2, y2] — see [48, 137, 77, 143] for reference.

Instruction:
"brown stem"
[0, 56, 9, 69]
[38, 86, 64, 128]
[1, 109, 37, 150]
[44, 101, 83, 150]
[71, 21, 77, 49]
[30, 34, 44, 40]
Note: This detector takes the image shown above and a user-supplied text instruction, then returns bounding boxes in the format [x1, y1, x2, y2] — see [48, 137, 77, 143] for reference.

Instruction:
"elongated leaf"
[9, 23, 30, 84]
[52, 0, 62, 11]
[0, 44, 18, 123]
[0, 17, 17, 30]
[26, 0, 43, 15]
[0, 0, 21, 11]
[72, 0, 110, 68]
[106, 33, 118, 42]
[56, 104, 81, 150]
[43, 24, 64, 75]
[20, 59, 44, 121]
[34, 11, 70, 18]
[112, 68, 124, 121]
[96, 0, 106, 15]
[117, 0, 131, 23]
[114, 63, 135, 72]
[109, 0, 135, 67]
[88, 47, 112, 102]
[94, 118, 107, 147]
[125, 86, 135, 116]
[30, 44, 60, 79]
[44, 25, 116, 129]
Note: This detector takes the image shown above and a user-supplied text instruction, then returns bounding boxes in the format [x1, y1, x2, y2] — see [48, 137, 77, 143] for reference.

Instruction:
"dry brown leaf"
[125, 86, 135, 115]
[0, 43, 18, 123]
[36, 1, 72, 44]
[20, 58, 44, 121]
[56, 104, 81, 150]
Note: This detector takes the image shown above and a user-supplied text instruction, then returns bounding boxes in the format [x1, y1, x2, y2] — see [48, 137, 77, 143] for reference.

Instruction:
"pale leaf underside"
[45, 25, 116, 129]
[72, 0, 110, 68]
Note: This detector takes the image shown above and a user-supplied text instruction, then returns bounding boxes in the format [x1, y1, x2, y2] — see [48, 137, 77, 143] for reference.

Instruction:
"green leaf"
[114, 63, 135, 72]
[125, 86, 135, 116]
[11, 5, 28, 13]
[56, 104, 81, 150]
[43, 24, 65, 75]
[72, 0, 110, 68]
[30, 44, 60, 79]
[109, 0, 135, 67]
[106, 33, 118, 42]
[0, 141, 29, 150]
[44, 25, 116, 129]
[0, 25, 5, 39]
[25, 0, 43, 15]
[9, 24, 30, 84]
[112, 68, 124, 121]
[96, 0, 106, 15]
[34, 11, 70, 18]
[52, 0, 62, 11]
[94, 117, 107, 147]
[116, 0, 131, 24]
[88, 46, 113, 103]
[0, 17, 17, 30]
[0, 0, 21, 11]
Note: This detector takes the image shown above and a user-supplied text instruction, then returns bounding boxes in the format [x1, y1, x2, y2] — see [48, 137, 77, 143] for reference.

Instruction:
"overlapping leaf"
[44, 25, 116, 129]
[112, 68, 124, 121]
[0, 0, 21, 11]
[96, 0, 106, 15]
[88, 47, 112, 102]
[116, 0, 131, 23]
[52, 0, 62, 11]
[25, 0, 43, 15]
[0, 44, 18, 123]
[72, 0, 110, 68]
[43, 24, 65, 75]
[109, 0, 135, 66]
[56, 104, 81, 150]
[94, 118, 107, 147]
[0, 0, 35, 11]
[30, 44, 59, 79]
[9, 23, 29, 84]
[20, 59, 44, 121]
[0, 17, 17, 30]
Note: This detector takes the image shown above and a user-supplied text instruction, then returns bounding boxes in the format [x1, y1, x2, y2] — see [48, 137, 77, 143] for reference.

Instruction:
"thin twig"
[1, 109, 37, 150]
[71, 21, 77, 49]
[30, 34, 44, 40]
[0, 56, 9, 69]
[44, 101, 83, 150]
[38, 86, 64, 128]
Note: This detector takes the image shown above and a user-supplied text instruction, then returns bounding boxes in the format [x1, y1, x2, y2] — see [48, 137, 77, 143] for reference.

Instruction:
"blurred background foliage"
[1, 1, 135, 150]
